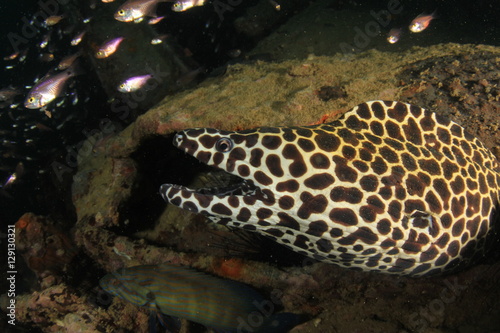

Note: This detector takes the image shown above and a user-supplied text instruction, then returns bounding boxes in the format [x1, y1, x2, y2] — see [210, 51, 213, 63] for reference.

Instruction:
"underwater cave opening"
[112, 134, 207, 236]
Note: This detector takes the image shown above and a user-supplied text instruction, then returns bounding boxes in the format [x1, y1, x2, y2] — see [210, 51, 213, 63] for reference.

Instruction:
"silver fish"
[0, 87, 21, 103]
[1, 162, 24, 189]
[24, 67, 79, 109]
[172, 0, 206, 12]
[39, 33, 50, 49]
[58, 51, 82, 70]
[39, 53, 55, 62]
[268, 0, 281, 11]
[409, 11, 437, 33]
[71, 31, 86, 46]
[44, 15, 64, 27]
[3, 51, 19, 61]
[387, 28, 402, 44]
[95, 37, 125, 59]
[148, 16, 165, 24]
[117, 74, 153, 93]
[114, 0, 169, 22]
[151, 34, 169, 45]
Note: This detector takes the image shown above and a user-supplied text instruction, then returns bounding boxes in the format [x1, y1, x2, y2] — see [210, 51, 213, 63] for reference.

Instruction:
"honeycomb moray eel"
[160, 101, 500, 277]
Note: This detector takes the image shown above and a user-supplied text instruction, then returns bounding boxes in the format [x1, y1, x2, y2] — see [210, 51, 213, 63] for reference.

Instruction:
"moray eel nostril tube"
[160, 101, 500, 277]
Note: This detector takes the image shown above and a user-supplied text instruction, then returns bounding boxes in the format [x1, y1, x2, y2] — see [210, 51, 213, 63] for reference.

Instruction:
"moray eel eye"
[216, 137, 233, 152]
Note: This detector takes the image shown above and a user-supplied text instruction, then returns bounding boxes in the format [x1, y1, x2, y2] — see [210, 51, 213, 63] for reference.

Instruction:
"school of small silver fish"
[0, 0, 239, 193]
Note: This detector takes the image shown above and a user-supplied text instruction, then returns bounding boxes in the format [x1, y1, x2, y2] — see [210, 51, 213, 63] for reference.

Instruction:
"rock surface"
[5, 2, 500, 330]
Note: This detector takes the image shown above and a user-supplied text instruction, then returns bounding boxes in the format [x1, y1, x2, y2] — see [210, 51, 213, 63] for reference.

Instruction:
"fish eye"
[28, 97, 34, 103]
[118, 10, 124, 15]
[215, 137, 233, 152]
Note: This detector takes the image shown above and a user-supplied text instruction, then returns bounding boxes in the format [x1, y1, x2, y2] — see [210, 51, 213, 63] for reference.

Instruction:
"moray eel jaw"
[160, 179, 269, 215]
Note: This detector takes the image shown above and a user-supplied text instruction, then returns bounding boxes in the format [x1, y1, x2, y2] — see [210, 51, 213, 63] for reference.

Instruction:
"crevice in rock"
[115, 134, 209, 235]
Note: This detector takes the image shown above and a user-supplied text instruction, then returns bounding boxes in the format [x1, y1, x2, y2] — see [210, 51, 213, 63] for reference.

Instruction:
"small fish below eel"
[100, 263, 304, 332]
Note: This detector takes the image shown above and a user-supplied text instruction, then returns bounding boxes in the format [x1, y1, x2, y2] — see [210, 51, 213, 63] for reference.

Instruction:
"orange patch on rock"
[213, 257, 245, 279]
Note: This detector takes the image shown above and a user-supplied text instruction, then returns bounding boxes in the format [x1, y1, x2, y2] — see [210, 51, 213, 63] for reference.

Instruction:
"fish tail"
[148, 310, 182, 333]
[146, 0, 168, 17]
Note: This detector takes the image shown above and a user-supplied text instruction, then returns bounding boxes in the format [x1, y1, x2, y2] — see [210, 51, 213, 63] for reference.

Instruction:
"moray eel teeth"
[160, 101, 500, 277]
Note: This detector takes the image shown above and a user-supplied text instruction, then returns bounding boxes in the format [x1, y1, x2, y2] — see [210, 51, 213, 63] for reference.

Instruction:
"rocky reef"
[4, 41, 498, 333]
[2, 0, 500, 331]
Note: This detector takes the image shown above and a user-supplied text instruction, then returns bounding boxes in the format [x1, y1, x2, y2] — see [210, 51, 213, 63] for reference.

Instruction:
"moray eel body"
[160, 101, 500, 276]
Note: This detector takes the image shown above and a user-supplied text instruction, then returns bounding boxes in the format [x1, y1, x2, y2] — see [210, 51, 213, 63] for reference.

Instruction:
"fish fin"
[175, 67, 206, 87]
[417, 9, 438, 19]
[157, 312, 181, 332]
[149, 311, 159, 333]
[149, 309, 181, 333]
[145, 4, 160, 17]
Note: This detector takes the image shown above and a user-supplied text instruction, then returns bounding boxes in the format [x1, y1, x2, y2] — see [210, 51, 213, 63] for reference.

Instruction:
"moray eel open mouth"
[162, 176, 247, 195]
[160, 127, 277, 213]
[195, 179, 252, 196]
[160, 101, 500, 277]
[160, 175, 273, 222]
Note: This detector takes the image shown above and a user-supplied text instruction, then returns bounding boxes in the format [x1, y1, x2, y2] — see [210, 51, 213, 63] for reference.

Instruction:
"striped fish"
[99, 263, 302, 332]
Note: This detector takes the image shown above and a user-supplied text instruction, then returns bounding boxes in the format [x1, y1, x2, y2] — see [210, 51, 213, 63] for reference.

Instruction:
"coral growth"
[16, 213, 78, 288]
